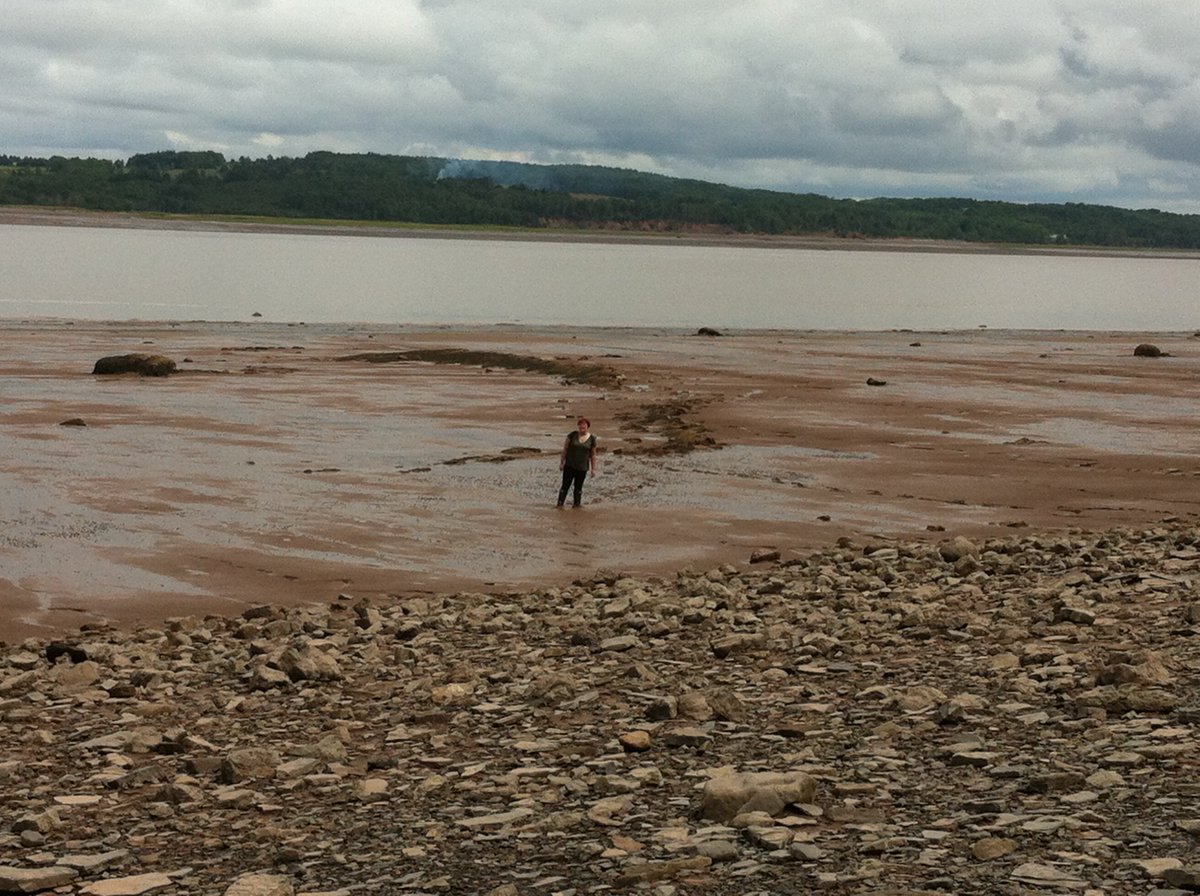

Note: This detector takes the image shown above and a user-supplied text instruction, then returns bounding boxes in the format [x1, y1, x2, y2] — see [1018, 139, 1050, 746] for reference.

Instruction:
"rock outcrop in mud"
[337, 348, 622, 389]
[615, 397, 718, 454]
[92, 354, 177, 377]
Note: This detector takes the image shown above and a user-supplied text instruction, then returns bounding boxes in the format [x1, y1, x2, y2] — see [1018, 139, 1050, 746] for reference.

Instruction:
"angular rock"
[0, 866, 80, 893]
[1010, 862, 1086, 887]
[710, 633, 765, 658]
[614, 856, 712, 885]
[972, 838, 1017, 861]
[223, 875, 295, 896]
[275, 645, 343, 682]
[79, 873, 174, 895]
[1162, 869, 1200, 889]
[220, 747, 281, 784]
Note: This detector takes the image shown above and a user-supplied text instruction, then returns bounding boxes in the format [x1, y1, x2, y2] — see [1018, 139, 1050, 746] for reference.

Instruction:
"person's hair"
[577, 417, 591, 427]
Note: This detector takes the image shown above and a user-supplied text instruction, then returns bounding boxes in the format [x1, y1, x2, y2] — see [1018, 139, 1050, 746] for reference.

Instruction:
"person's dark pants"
[558, 467, 587, 506]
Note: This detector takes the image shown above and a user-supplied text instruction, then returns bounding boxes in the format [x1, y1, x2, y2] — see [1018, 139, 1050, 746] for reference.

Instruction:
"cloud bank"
[4, 0, 1200, 211]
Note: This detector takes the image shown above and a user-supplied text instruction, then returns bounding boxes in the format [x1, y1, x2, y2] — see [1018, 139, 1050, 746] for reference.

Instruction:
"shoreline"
[4, 204, 1200, 260]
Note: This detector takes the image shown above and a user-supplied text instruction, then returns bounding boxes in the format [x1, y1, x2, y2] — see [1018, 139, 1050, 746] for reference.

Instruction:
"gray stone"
[695, 841, 739, 863]
[1162, 869, 1200, 889]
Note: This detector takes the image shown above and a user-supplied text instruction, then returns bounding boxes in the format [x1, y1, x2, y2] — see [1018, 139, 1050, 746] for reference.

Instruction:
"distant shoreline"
[3, 204, 1199, 260]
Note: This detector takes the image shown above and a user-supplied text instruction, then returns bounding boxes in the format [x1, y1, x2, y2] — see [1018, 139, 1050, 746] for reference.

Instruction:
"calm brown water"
[1, 223, 1198, 329]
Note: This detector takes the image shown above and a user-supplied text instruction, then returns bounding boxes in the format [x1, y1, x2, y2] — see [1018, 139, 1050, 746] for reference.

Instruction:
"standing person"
[557, 417, 598, 507]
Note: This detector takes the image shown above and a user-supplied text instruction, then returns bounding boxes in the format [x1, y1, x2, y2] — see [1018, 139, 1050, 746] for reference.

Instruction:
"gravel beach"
[1, 525, 1197, 895]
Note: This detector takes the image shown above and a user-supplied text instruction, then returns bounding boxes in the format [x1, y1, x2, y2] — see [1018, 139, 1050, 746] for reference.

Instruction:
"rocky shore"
[2, 524, 1198, 895]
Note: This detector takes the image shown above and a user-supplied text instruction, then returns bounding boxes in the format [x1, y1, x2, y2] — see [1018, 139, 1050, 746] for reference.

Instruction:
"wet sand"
[1, 319, 1198, 641]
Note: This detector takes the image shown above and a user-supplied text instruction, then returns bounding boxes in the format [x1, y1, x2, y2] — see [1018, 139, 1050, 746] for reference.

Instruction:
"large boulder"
[1133, 343, 1163, 358]
[275, 644, 344, 682]
[93, 353, 177, 376]
[938, 536, 979, 562]
[700, 770, 817, 822]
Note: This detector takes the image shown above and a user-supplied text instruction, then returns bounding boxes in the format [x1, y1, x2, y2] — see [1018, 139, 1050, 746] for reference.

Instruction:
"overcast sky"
[5, 1, 1200, 212]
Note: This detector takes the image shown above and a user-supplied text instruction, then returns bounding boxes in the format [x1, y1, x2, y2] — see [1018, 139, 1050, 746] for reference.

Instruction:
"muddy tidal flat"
[0, 320, 1197, 640]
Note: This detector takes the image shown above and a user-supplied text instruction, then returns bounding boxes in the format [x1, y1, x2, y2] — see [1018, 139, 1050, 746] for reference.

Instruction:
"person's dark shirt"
[564, 431, 596, 471]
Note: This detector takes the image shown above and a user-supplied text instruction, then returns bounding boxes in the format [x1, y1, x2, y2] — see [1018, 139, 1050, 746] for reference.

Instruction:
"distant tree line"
[2, 150, 1199, 249]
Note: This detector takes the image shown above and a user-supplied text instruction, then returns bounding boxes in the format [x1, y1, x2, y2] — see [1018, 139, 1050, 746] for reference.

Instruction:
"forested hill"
[2, 149, 1199, 249]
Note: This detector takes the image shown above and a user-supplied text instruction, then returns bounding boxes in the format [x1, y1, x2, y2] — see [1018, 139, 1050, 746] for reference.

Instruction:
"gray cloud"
[3, 0, 1200, 211]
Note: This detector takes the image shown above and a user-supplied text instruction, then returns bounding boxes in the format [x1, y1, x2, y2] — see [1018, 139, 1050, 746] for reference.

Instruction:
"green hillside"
[1, 150, 1198, 249]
